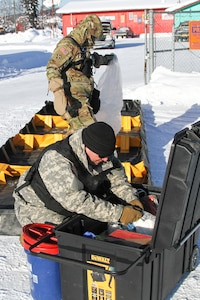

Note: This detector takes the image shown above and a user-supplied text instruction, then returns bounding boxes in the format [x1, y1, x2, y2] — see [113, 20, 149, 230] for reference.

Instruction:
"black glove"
[140, 195, 158, 216]
[92, 52, 114, 68]
[103, 54, 114, 65]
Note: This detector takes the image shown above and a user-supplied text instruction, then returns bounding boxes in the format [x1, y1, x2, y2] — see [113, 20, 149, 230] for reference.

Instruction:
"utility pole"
[13, 0, 16, 32]
[52, 0, 55, 37]
[41, 0, 44, 29]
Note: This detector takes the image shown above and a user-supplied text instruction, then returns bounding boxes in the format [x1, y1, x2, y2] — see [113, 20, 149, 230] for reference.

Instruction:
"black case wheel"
[189, 245, 199, 271]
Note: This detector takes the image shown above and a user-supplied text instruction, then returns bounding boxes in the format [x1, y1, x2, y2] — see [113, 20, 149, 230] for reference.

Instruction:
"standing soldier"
[47, 14, 114, 133]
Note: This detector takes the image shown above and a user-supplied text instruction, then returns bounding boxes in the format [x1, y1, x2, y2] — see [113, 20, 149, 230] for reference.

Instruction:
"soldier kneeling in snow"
[13, 122, 144, 227]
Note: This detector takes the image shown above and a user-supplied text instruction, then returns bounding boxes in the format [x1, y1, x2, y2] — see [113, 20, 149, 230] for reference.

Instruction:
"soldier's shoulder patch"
[60, 47, 68, 55]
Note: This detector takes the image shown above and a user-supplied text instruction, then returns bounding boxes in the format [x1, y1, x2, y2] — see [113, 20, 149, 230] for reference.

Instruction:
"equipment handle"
[28, 233, 147, 276]
[29, 248, 146, 276]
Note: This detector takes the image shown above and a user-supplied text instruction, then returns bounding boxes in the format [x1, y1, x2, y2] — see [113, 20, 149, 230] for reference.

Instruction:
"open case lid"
[151, 124, 200, 252]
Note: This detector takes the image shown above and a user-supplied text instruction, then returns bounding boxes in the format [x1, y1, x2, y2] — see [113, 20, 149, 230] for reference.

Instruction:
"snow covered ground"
[0, 28, 200, 299]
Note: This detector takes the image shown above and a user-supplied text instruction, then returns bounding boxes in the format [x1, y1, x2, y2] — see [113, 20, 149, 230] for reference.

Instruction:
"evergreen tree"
[21, 0, 39, 28]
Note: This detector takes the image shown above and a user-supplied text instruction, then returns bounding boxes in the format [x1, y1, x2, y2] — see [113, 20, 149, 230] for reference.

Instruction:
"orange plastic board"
[109, 229, 152, 245]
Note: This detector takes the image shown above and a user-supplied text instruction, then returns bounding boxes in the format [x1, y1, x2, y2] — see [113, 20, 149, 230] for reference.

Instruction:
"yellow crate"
[116, 135, 141, 153]
[12, 133, 64, 151]
[121, 115, 141, 132]
[0, 163, 30, 184]
[122, 161, 147, 183]
[33, 114, 70, 130]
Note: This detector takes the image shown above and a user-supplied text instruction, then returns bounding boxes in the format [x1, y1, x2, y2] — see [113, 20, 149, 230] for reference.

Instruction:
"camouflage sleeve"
[107, 161, 139, 202]
[46, 38, 77, 80]
[39, 150, 123, 223]
[13, 170, 66, 226]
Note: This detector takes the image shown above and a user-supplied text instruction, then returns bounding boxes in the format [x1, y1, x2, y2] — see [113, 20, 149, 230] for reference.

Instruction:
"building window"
[120, 15, 125, 23]
[133, 15, 138, 23]
[129, 12, 133, 20]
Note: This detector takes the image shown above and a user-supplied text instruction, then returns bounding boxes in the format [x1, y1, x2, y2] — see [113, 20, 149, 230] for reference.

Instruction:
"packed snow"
[0, 28, 200, 299]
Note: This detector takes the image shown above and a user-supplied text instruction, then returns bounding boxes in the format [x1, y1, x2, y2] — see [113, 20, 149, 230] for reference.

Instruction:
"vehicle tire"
[189, 245, 199, 271]
[110, 42, 115, 49]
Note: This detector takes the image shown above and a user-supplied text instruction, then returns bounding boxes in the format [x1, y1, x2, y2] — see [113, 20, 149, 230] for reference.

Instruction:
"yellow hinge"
[33, 114, 69, 129]
[122, 161, 147, 183]
[121, 115, 141, 132]
[0, 163, 30, 184]
[116, 135, 141, 153]
[12, 133, 64, 151]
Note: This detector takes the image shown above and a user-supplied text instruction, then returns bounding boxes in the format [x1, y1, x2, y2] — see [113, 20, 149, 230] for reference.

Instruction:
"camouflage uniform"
[13, 128, 139, 227]
[47, 14, 106, 133]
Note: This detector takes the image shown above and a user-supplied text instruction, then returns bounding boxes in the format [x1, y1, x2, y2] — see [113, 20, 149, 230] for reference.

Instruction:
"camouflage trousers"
[64, 103, 96, 134]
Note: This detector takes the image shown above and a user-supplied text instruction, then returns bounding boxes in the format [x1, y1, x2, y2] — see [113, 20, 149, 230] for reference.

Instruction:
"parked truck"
[94, 17, 115, 49]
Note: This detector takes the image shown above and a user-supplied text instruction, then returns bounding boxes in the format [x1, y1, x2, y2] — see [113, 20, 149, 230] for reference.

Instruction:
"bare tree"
[0, 1, 23, 31]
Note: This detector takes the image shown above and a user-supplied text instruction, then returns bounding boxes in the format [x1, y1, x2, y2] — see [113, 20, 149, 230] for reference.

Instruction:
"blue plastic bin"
[22, 223, 61, 300]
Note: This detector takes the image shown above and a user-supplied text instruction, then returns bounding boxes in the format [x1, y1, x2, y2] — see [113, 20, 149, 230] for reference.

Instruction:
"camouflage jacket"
[14, 129, 138, 226]
[47, 36, 94, 103]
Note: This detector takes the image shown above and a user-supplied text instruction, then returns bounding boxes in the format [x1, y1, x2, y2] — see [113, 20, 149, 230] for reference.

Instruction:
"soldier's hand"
[92, 52, 102, 68]
[92, 52, 115, 68]
[129, 199, 144, 210]
[120, 199, 143, 225]
[48, 78, 68, 116]
[140, 195, 158, 216]
[54, 89, 67, 117]
[103, 54, 115, 65]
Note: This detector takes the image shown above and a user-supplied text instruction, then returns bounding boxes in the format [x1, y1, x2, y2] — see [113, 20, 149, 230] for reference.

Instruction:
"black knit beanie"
[82, 122, 116, 157]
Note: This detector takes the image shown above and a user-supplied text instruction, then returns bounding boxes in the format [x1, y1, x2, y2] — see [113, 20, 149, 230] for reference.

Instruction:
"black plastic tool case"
[32, 122, 200, 300]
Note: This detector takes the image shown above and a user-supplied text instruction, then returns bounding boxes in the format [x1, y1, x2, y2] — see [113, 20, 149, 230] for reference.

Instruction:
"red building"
[56, 0, 180, 36]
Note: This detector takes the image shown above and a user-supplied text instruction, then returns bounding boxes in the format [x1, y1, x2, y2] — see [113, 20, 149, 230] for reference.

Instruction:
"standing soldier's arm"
[46, 39, 75, 117]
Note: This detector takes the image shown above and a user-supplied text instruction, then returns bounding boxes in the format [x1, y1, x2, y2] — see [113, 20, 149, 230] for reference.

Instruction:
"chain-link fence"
[145, 10, 200, 83]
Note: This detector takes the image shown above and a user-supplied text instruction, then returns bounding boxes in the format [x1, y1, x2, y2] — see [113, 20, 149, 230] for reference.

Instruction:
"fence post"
[144, 9, 148, 84]
[149, 9, 154, 80]
[172, 21, 175, 72]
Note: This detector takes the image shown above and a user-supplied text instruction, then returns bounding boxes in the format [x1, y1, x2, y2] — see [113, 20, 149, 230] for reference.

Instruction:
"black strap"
[60, 36, 95, 117]
[53, 139, 115, 196]
[60, 36, 85, 117]
[15, 144, 74, 217]
[62, 79, 82, 118]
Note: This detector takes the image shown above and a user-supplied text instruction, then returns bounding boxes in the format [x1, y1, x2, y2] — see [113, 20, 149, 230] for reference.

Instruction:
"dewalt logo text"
[91, 255, 110, 264]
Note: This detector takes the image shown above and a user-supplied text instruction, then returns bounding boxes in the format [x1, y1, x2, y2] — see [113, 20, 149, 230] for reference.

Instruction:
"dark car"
[115, 26, 135, 38]
[174, 21, 189, 42]
[0, 28, 6, 35]
[0, 27, 15, 35]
